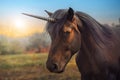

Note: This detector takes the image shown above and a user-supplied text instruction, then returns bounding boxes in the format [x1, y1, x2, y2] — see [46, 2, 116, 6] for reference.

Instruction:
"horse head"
[46, 8, 82, 73]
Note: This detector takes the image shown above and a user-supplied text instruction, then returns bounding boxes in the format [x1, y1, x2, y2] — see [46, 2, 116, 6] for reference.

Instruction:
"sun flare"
[14, 18, 25, 29]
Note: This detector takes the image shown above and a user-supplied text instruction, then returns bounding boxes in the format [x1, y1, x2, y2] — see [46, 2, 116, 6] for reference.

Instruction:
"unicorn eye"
[64, 26, 72, 33]
[63, 30, 71, 36]
[64, 31, 70, 35]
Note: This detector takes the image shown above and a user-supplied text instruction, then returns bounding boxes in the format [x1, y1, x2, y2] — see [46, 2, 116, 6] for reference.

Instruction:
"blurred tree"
[0, 32, 51, 54]
[9, 40, 25, 54]
[27, 32, 50, 53]
[112, 23, 115, 27]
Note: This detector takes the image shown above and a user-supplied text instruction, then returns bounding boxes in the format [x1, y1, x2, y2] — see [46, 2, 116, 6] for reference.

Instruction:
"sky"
[0, 0, 120, 37]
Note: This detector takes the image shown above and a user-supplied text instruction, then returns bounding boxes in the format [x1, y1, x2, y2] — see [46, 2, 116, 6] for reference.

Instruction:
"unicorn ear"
[45, 10, 53, 16]
[67, 7, 74, 21]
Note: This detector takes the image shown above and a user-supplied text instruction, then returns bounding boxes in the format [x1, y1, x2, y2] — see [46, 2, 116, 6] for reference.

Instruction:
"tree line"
[0, 32, 51, 55]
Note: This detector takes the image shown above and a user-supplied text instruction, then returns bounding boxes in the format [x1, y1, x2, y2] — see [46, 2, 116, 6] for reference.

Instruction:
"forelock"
[46, 9, 68, 37]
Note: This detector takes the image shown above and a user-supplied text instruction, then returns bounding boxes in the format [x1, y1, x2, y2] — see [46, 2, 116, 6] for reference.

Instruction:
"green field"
[0, 53, 80, 80]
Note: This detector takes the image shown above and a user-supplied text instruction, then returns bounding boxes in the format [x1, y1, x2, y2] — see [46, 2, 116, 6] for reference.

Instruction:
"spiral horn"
[22, 13, 56, 22]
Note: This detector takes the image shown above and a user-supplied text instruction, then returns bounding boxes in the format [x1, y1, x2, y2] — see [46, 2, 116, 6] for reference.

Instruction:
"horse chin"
[49, 67, 65, 73]
[54, 69, 64, 73]
[51, 64, 66, 73]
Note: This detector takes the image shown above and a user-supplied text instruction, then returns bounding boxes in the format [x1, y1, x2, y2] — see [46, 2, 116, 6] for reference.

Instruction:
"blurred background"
[0, 0, 120, 54]
[0, 0, 120, 80]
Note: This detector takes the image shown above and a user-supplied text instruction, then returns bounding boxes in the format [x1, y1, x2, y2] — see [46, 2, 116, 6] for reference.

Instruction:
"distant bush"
[0, 36, 25, 55]
[8, 40, 25, 54]
[0, 36, 10, 54]
[26, 32, 50, 53]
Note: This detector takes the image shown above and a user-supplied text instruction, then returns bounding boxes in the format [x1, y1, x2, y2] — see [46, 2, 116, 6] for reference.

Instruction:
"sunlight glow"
[14, 18, 25, 29]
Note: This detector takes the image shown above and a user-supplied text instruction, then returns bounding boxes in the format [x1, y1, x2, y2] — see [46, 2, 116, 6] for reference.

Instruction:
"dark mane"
[75, 11, 117, 49]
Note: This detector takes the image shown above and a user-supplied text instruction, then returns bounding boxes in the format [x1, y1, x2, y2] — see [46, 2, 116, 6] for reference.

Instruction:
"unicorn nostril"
[52, 63, 58, 71]
[47, 62, 59, 72]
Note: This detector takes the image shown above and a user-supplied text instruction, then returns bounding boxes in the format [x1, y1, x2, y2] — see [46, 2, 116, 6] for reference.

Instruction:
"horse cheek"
[71, 33, 81, 54]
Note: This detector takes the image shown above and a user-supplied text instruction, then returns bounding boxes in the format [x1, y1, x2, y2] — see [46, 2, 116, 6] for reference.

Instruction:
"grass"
[0, 53, 80, 80]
